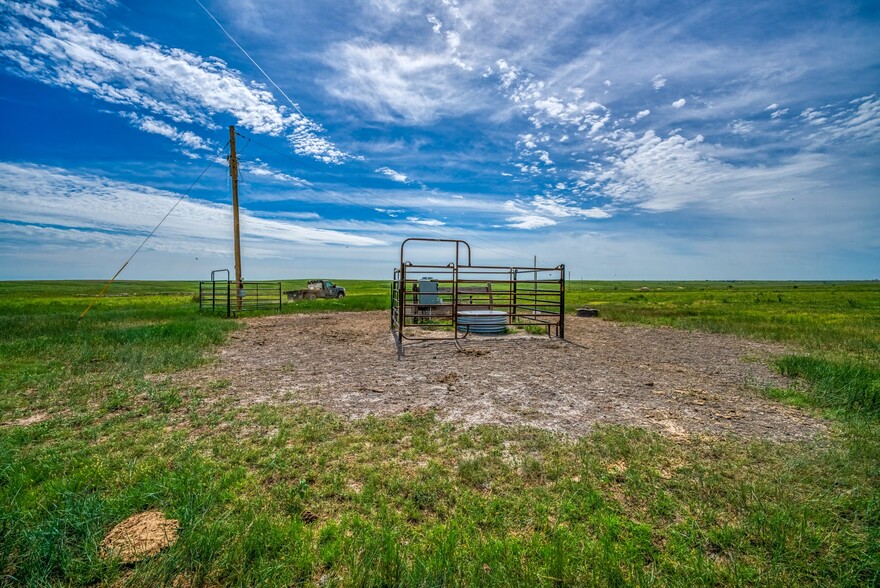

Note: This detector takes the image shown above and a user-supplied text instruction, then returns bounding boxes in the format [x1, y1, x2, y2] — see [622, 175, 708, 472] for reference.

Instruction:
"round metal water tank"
[456, 310, 508, 334]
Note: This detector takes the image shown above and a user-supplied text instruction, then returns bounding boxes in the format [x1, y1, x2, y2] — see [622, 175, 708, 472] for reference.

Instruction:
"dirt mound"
[100, 511, 179, 563]
[177, 311, 825, 441]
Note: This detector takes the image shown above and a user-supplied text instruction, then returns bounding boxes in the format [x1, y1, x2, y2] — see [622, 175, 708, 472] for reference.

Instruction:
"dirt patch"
[100, 511, 179, 563]
[177, 311, 824, 441]
[0, 412, 51, 428]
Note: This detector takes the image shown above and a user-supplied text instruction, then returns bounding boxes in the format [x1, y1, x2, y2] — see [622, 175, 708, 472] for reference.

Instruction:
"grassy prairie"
[566, 281, 880, 362]
[1, 279, 878, 587]
[278, 279, 392, 314]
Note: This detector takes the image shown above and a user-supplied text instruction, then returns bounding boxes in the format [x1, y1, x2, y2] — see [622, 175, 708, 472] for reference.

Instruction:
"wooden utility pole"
[229, 125, 243, 310]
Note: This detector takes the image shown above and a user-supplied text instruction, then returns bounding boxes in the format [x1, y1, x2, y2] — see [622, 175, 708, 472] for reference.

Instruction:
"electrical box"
[418, 277, 442, 305]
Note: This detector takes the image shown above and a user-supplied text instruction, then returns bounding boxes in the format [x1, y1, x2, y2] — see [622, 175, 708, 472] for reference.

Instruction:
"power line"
[193, 0, 307, 120]
[79, 143, 230, 320]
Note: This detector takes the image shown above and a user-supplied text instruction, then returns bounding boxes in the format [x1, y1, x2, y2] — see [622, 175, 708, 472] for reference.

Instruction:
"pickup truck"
[284, 280, 346, 301]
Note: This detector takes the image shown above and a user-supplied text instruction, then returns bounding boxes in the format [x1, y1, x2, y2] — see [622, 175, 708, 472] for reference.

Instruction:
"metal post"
[533, 255, 537, 314]
[512, 268, 517, 319]
[508, 268, 513, 321]
[559, 264, 565, 339]
[397, 264, 406, 351]
[453, 241, 460, 340]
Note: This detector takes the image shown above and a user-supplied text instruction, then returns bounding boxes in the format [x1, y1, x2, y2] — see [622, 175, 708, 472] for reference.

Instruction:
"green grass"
[565, 281, 880, 362]
[773, 356, 880, 416]
[1, 280, 879, 586]
[278, 279, 391, 314]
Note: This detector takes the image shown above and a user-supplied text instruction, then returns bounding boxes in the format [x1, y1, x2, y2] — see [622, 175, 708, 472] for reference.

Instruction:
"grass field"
[1, 280, 878, 586]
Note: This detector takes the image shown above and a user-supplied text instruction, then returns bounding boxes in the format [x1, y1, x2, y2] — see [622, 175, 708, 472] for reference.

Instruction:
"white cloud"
[0, 163, 382, 254]
[530, 96, 608, 131]
[268, 211, 321, 220]
[532, 195, 611, 219]
[770, 108, 789, 119]
[518, 133, 538, 149]
[800, 94, 880, 143]
[506, 214, 556, 229]
[730, 120, 754, 135]
[672, 98, 687, 109]
[800, 107, 828, 125]
[587, 127, 870, 218]
[374, 207, 405, 217]
[120, 112, 212, 151]
[652, 75, 666, 90]
[375, 166, 409, 183]
[407, 216, 445, 226]
[325, 42, 477, 123]
[427, 14, 442, 33]
[496, 59, 521, 90]
[243, 160, 311, 186]
[0, 1, 351, 163]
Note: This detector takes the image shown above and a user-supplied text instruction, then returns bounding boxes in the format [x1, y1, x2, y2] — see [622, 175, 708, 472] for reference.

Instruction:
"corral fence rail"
[199, 269, 281, 317]
[392, 238, 565, 356]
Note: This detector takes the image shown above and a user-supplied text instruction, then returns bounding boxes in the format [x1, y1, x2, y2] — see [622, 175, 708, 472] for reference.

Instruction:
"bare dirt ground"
[177, 311, 824, 441]
[100, 511, 179, 564]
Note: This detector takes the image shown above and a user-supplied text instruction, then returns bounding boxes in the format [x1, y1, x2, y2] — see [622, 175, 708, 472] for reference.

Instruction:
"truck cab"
[309, 280, 345, 298]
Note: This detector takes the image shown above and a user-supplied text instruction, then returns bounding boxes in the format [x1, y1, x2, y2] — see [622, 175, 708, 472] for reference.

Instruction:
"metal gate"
[199, 269, 281, 317]
[391, 238, 565, 356]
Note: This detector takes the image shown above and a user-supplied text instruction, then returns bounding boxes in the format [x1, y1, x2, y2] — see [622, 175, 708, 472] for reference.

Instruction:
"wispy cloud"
[119, 112, 212, 152]
[242, 159, 311, 186]
[375, 166, 409, 183]
[505, 214, 556, 230]
[406, 216, 445, 226]
[324, 41, 480, 123]
[801, 94, 880, 144]
[531, 195, 611, 219]
[0, 0, 351, 163]
[0, 163, 383, 253]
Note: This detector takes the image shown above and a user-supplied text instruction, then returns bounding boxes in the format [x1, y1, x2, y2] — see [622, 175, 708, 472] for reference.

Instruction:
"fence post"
[398, 265, 406, 344]
[559, 264, 565, 339]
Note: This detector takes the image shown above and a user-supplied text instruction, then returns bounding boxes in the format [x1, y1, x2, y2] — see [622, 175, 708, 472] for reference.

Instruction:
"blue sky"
[1, 0, 878, 280]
